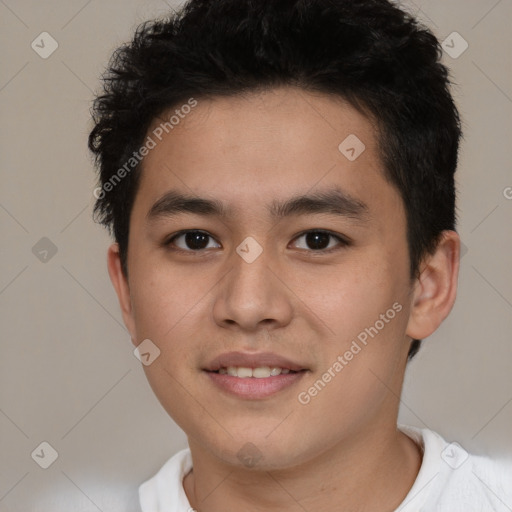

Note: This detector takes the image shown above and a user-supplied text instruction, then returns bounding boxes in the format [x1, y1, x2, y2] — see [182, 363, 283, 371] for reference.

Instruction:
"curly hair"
[88, 0, 462, 360]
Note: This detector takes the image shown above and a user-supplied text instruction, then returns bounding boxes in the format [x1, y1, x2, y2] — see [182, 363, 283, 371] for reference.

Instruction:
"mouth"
[203, 352, 308, 399]
[204, 351, 306, 373]
[209, 366, 301, 378]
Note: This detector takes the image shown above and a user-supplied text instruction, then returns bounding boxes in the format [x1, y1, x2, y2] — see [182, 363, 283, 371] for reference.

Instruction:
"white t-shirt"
[139, 425, 512, 511]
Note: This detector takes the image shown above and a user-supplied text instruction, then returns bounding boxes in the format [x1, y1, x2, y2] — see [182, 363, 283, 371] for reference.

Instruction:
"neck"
[183, 421, 422, 512]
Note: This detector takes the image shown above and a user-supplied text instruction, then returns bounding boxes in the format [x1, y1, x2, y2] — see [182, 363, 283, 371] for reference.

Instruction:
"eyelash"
[163, 229, 351, 255]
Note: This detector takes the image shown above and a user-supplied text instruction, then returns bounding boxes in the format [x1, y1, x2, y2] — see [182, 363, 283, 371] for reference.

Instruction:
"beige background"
[1, 0, 511, 510]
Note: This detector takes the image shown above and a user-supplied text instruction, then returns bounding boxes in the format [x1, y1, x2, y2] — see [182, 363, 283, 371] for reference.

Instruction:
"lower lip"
[204, 371, 307, 399]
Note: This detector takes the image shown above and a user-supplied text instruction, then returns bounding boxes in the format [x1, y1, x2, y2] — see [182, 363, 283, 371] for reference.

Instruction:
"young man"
[89, 0, 512, 510]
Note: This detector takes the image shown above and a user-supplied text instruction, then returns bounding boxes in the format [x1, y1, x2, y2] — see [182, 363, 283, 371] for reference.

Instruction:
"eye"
[165, 230, 220, 252]
[163, 229, 350, 254]
[291, 230, 350, 253]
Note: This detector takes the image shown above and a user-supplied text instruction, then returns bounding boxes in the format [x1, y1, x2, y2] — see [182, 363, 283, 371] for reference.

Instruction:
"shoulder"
[138, 448, 193, 511]
[447, 451, 512, 508]
[398, 425, 512, 511]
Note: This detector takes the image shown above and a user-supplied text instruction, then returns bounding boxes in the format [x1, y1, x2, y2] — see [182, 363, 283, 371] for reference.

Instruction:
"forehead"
[134, 87, 394, 219]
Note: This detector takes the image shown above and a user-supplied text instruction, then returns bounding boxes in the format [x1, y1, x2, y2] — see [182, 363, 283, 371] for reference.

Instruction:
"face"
[110, 87, 426, 469]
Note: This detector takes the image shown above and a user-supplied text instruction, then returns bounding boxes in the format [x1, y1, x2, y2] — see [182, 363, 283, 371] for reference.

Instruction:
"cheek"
[128, 254, 208, 340]
[296, 305, 409, 443]
[304, 250, 411, 391]
[307, 257, 401, 335]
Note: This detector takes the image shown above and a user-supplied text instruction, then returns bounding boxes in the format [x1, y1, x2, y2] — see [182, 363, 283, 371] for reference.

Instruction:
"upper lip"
[204, 351, 306, 372]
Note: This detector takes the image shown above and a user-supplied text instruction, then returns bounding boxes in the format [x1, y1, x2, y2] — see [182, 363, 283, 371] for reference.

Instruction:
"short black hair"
[88, 0, 462, 360]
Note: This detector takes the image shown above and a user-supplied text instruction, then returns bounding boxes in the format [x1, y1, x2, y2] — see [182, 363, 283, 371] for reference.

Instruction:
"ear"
[107, 243, 137, 343]
[406, 230, 460, 340]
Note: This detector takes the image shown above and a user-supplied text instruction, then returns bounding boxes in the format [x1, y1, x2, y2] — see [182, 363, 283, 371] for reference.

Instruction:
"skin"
[107, 86, 460, 511]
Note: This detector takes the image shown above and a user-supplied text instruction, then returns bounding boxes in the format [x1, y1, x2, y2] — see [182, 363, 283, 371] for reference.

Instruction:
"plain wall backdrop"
[1, 0, 511, 510]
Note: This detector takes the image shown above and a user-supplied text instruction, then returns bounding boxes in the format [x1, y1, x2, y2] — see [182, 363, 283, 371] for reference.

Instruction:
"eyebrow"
[146, 187, 369, 224]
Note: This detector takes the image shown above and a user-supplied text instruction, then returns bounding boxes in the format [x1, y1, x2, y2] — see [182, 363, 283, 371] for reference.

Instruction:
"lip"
[203, 351, 306, 372]
[203, 351, 309, 400]
[205, 370, 307, 399]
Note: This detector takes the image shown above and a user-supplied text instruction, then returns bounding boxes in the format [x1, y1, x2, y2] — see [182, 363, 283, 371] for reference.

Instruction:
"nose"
[212, 244, 294, 333]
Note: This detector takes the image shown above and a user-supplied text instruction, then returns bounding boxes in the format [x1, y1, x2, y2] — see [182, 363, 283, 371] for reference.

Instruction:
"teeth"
[221, 366, 291, 378]
[237, 367, 253, 378]
[253, 367, 271, 378]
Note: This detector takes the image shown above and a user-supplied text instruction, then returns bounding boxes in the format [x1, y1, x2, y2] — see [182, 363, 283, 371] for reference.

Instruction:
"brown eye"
[291, 230, 349, 252]
[164, 229, 349, 254]
[166, 230, 220, 252]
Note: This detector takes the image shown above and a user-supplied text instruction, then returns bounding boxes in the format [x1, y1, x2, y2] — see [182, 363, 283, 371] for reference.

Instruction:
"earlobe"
[406, 230, 460, 341]
[107, 243, 137, 342]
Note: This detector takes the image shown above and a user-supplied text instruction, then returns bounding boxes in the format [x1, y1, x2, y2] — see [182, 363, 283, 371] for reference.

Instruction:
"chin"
[201, 432, 313, 471]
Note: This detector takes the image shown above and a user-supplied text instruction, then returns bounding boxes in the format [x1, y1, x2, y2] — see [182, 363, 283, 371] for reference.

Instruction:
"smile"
[216, 366, 292, 378]
[205, 368, 307, 399]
